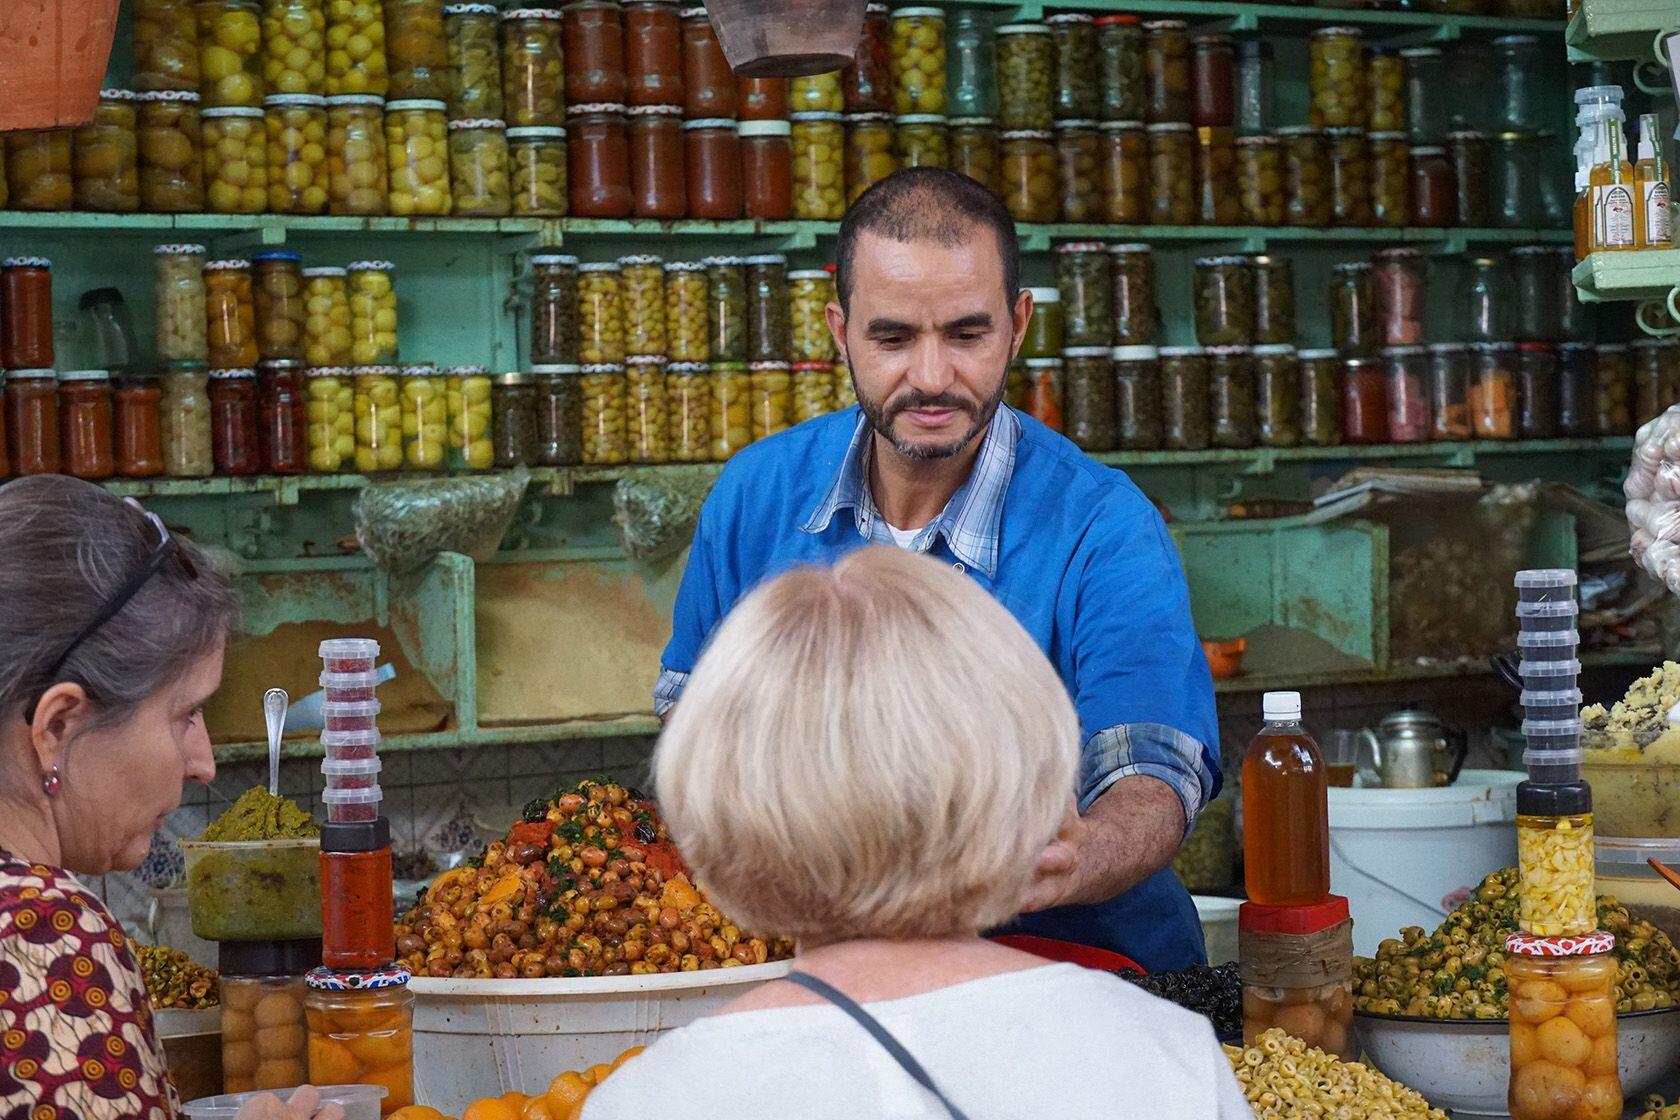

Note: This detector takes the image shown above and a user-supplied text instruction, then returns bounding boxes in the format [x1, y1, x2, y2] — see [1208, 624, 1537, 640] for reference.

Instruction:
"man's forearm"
[1062, 775, 1188, 907]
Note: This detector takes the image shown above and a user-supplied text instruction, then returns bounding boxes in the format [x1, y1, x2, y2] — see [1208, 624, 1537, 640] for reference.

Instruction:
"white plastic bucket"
[1193, 895, 1240, 965]
[1328, 769, 1522, 956]
[410, 961, 791, 1115]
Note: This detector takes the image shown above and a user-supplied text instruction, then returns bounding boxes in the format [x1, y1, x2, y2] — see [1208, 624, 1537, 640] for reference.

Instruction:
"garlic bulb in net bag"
[1626, 406, 1680, 592]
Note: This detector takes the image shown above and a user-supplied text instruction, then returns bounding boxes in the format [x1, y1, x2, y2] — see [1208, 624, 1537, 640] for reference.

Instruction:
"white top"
[581, 965, 1250, 1120]
[884, 521, 922, 548]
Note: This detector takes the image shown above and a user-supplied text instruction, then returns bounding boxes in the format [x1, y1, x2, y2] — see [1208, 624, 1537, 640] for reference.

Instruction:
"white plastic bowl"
[182, 1085, 385, 1120]
[1193, 895, 1240, 966]
[410, 960, 792, 1115]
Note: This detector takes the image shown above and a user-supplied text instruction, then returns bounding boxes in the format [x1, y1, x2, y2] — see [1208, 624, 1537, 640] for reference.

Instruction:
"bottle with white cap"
[1242, 690, 1331, 907]
[1635, 111, 1672, 250]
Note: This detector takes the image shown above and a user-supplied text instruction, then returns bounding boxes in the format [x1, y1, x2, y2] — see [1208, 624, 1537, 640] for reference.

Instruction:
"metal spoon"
[263, 688, 289, 797]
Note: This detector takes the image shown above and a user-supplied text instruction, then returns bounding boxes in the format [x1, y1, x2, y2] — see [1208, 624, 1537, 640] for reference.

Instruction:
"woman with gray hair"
[0, 476, 336, 1120]
[585, 546, 1248, 1120]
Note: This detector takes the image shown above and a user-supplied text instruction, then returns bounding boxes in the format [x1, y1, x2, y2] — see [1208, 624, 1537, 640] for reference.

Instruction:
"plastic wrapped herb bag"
[1627, 406, 1680, 593]
[613, 468, 717, 562]
[353, 468, 530, 574]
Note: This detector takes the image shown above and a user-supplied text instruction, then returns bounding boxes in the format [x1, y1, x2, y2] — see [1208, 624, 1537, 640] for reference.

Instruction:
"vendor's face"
[829, 229, 1033, 460]
[55, 644, 223, 874]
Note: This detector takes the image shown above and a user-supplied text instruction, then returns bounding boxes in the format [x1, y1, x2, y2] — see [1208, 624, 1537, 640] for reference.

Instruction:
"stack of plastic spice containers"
[1506, 568, 1620, 1120]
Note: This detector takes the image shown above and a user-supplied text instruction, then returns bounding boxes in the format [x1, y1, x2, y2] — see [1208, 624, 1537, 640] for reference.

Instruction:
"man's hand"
[1020, 804, 1086, 912]
[1019, 776, 1188, 913]
[232, 1085, 346, 1120]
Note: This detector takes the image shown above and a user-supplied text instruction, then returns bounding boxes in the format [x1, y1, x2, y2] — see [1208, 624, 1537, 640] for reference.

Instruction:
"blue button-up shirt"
[655, 405, 1221, 972]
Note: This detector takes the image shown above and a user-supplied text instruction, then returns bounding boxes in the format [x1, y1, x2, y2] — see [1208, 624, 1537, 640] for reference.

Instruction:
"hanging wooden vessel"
[0, 0, 121, 131]
[702, 0, 864, 77]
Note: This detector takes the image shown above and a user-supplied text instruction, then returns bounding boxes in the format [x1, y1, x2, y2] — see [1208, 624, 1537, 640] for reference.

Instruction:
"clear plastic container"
[321, 636, 380, 674]
[180, 1085, 386, 1120]
[180, 837, 323, 940]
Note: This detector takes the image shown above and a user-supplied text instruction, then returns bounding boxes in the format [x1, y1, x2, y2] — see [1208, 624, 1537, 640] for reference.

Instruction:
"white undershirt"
[883, 522, 921, 548]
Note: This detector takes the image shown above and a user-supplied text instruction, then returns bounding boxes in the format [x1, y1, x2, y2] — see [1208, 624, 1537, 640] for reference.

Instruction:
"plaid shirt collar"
[798, 406, 1020, 578]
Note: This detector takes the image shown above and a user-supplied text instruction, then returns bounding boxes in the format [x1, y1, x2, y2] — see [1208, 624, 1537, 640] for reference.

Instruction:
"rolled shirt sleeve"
[1080, 723, 1220, 835]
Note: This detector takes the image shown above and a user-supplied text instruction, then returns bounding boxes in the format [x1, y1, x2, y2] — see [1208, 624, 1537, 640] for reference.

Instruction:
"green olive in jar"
[1194, 255, 1255, 347]
[1367, 51, 1405, 134]
[1280, 126, 1330, 227]
[1196, 126, 1239, 225]
[1147, 123, 1194, 225]
[1327, 127, 1372, 227]
[1308, 26, 1365, 129]
[895, 114, 949, 169]
[1055, 122, 1104, 223]
[996, 24, 1054, 131]
[1237, 136, 1284, 225]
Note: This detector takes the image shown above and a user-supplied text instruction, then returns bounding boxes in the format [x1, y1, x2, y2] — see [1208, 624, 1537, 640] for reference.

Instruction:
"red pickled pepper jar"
[1341, 356, 1388, 444]
[739, 119, 792, 219]
[684, 117, 742, 219]
[1191, 35, 1234, 129]
[680, 7, 738, 118]
[58, 370, 116, 481]
[844, 3, 893, 114]
[563, 0, 628, 106]
[260, 359, 308, 474]
[2, 256, 55, 370]
[737, 75, 788, 122]
[629, 103, 688, 217]
[4, 369, 59, 476]
[1409, 145, 1455, 227]
[209, 367, 261, 476]
[625, 0, 684, 107]
[115, 375, 164, 479]
[568, 102, 633, 216]
[319, 818, 396, 970]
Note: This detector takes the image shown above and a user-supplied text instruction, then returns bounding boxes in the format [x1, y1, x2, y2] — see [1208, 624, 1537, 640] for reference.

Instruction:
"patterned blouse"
[1, 851, 179, 1120]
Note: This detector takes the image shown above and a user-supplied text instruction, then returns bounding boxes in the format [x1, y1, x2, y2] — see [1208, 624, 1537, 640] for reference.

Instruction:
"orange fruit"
[585, 1064, 613, 1087]
[565, 1102, 588, 1120]
[461, 1098, 522, 1120]
[388, 1109, 448, 1120]
[520, 1097, 554, 1120]
[545, 1072, 592, 1116]
[609, 1046, 643, 1072]
[501, 1093, 529, 1107]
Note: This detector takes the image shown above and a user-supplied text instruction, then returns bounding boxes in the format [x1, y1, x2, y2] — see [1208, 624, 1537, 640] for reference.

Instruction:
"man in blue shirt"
[655, 168, 1219, 972]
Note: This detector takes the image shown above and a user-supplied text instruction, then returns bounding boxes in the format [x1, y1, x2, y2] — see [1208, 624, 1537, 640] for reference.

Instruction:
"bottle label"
[1598, 183, 1636, 249]
[1645, 180, 1673, 246]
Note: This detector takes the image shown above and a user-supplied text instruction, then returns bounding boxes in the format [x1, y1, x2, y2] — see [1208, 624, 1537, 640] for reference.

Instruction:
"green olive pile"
[1354, 868, 1680, 1019]
[137, 943, 220, 1010]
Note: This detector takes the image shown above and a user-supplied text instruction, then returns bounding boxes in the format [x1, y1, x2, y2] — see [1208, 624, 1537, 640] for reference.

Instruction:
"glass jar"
[846, 113, 897, 203]
[73, 90, 140, 212]
[652, 261, 707, 365]
[1373, 249, 1426, 348]
[1407, 145, 1453, 227]
[790, 360, 835, 424]
[1445, 131, 1489, 229]
[1, 258, 53, 371]
[1022, 287, 1062, 359]
[706, 257, 747, 363]
[1001, 130, 1057, 223]
[258, 359, 308, 473]
[625, 355, 670, 463]
[1244, 972, 1355, 1060]
[1110, 244, 1155, 347]
[619, 254, 667, 357]
[1515, 813, 1597, 938]
[263, 94, 330, 214]
[116, 374, 165, 479]
[136, 0, 201, 92]
[1511, 246, 1559, 343]
[683, 117, 741, 219]
[530, 365, 578, 467]
[740, 120, 793, 220]
[789, 270, 836, 364]
[1208, 345, 1255, 448]
[1299, 349, 1341, 447]
[747, 255, 790, 363]
[709, 360, 751, 458]
[138, 91, 206, 212]
[348, 260, 398, 364]
[942, 8, 992, 120]
[1056, 121, 1102, 222]
[1308, 26, 1363, 129]
[529, 254, 581, 367]
[1191, 35, 1232, 130]
[1142, 20, 1190, 125]
[209, 367, 261, 474]
[349, 364, 402, 470]
[198, 0, 265, 107]
[1401, 47, 1447, 144]
[485, 370, 535, 466]
[1112, 346, 1159, 449]
[1556, 246, 1592, 342]
[749, 359, 793, 440]
[383, 98, 450, 215]
[57, 371, 115, 481]
[305, 366, 353, 471]
[443, 2, 502, 118]
[1195, 125, 1239, 225]
[626, 1, 683, 108]
[205, 259, 259, 368]
[1056, 243, 1112, 348]
[577, 262, 625, 364]
[628, 104, 687, 218]
[397, 363, 446, 469]
[252, 250, 307, 362]
[1147, 122, 1194, 225]
[1097, 15, 1143, 123]
[1280, 126, 1329, 227]
[1370, 131, 1408, 228]
[1518, 342, 1559, 439]
[1062, 347, 1116, 452]
[1021, 356, 1064, 432]
[431, 364, 489, 470]
[1493, 35, 1544, 133]
[1235, 39, 1272, 137]
[1381, 345, 1430, 443]
[1634, 340, 1666, 425]
[1160, 346, 1209, 451]
[1048, 13, 1098, 122]
[385, 0, 447, 99]
[668, 360, 711, 460]
[1428, 343, 1472, 440]
[791, 71, 844, 114]
[1253, 344, 1298, 448]
[1341, 356, 1386, 445]
[324, 0, 388, 97]
[1470, 342, 1518, 439]
[568, 103, 632, 217]
[220, 972, 310, 1093]
[1252, 256, 1293, 346]
[681, 8, 736, 118]
[1099, 120, 1145, 224]
[846, 4, 893, 114]
[501, 8, 565, 125]
[1453, 257, 1505, 346]
[948, 117, 998, 195]
[736, 75, 785, 121]
[1237, 136, 1283, 225]
[508, 125, 569, 215]
[996, 23, 1053, 133]
[1327, 127, 1370, 227]
[4, 370, 58, 476]
[6, 131, 73, 211]
[447, 117, 512, 216]
[325, 94, 389, 215]
[790, 112, 846, 220]
[160, 362, 213, 475]
[1367, 50, 1404, 134]
[1194, 255, 1254, 347]
[303, 972, 415, 1113]
[203, 106, 269, 212]
[1595, 344, 1632, 434]
[890, 7, 946, 115]
[897, 114, 950, 169]
[263, 0, 327, 96]
[1504, 935, 1620, 1120]
[1493, 131, 1542, 230]
[155, 244, 209, 363]
[1556, 341, 1595, 437]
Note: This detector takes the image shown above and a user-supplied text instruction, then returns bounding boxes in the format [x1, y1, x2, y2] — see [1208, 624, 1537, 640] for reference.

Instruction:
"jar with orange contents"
[2, 257, 55, 371]
[736, 76, 786, 122]
[73, 89, 141, 212]
[6, 130, 73, 211]
[116, 374, 165, 478]
[681, 7, 737, 118]
[1505, 932, 1621, 1120]
[503, 8, 566, 125]
[57, 370, 116, 481]
[626, 1, 683, 107]
[564, 1, 627, 105]
[568, 103, 633, 217]
[684, 118, 741, 219]
[304, 964, 415, 1116]
[740, 120, 792, 220]
[1240, 896, 1355, 1061]
[629, 104, 687, 217]
[209, 367, 262, 475]
[385, 0, 448, 100]
[138, 91, 206, 212]
[4, 369, 60, 476]
[206, 259, 261, 368]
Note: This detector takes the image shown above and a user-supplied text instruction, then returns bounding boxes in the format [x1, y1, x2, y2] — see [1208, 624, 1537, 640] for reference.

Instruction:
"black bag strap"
[782, 970, 972, 1120]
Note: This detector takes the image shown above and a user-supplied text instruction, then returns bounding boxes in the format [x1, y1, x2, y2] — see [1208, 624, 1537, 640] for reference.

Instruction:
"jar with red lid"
[1, 257, 54, 370]
[58, 370, 116, 481]
[628, 104, 687, 217]
[740, 120, 792, 219]
[1373, 248, 1426, 348]
[1342, 357, 1387, 444]
[844, 3, 892, 114]
[682, 8, 739, 118]
[5, 370, 59, 476]
[1504, 932, 1621, 1120]
[1381, 346, 1429, 443]
[563, 1, 627, 106]
[502, 8, 566, 126]
[210, 367, 262, 475]
[1408, 145, 1454, 227]
[1191, 35, 1233, 129]
[626, 1, 683, 107]
[259, 359, 308, 474]
[1518, 342, 1558, 439]
[116, 375, 165, 478]
[684, 118, 741, 219]
[568, 102, 632, 216]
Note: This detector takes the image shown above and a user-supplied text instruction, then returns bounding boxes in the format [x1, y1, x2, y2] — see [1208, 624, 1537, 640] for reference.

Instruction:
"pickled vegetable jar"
[1001, 130, 1057, 223]
[398, 363, 447, 469]
[138, 91, 206, 212]
[946, 8, 993, 120]
[508, 125, 568, 215]
[155, 244, 210, 363]
[791, 71, 844, 114]
[442, 2, 502, 118]
[1367, 50, 1404, 134]
[446, 363, 494, 468]
[1504, 933, 1620, 1120]
[58, 370, 116, 481]
[1160, 346, 1209, 451]
[1194, 255, 1254, 347]
[791, 112, 846, 220]
[263, 0, 327, 95]
[1146, 122, 1194, 225]
[684, 117, 741, 219]
[845, 113, 897, 203]
[348, 260, 398, 365]
[706, 256, 747, 363]
[198, 0, 265, 107]
[1327, 127, 1370, 226]
[1096, 15, 1143, 123]
[1236, 135, 1283, 225]
[253, 250, 308, 361]
[73, 90, 140, 212]
[136, 0, 202, 92]
[531, 364, 578, 466]
[1017, 357, 1059, 430]
[1595, 343, 1631, 434]
[1298, 349, 1340, 447]
[324, 0, 388, 97]
[946, 117, 998, 196]
[1373, 248, 1426, 348]
[1517, 806, 1597, 936]
[789, 269, 836, 364]
[1427, 342, 1471, 439]
[1252, 255, 1293, 346]
[210, 367, 261, 474]
[749, 359, 793, 440]
[1369, 131, 1408, 228]
[116, 374, 165, 479]
[747, 255, 790, 363]
[620, 254, 667, 357]
[996, 23, 1053, 133]
[562, 2, 626, 107]
[667, 360, 710, 459]
[1341, 356, 1386, 444]
[835, 363, 857, 409]
[160, 362, 214, 475]
[1470, 342, 1517, 438]
[1, 258, 53, 371]
[1401, 47, 1447, 144]
[1235, 39, 1272, 137]
[1021, 287, 1061, 359]
[709, 360, 750, 459]
[386, 0, 448, 100]
[1191, 34, 1232, 129]
[629, 104, 688, 218]
[1308, 27, 1364, 129]
[681, 7, 736, 119]
[1061, 347, 1115, 452]
[303, 966, 415, 1115]
[1518, 342, 1559, 439]
[740, 120, 793, 219]
[1056, 243, 1112, 348]
[1048, 13, 1098, 122]
[259, 359, 308, 473]
[5, 369, 59, 476]
[626, 354, 670, 463]
[1142, 20, 1189, 125]
[324, 94, 387, 215]
[265, 93, 330, 213]
[1208, 345, 1256, 448]
[846, 3, 892, 115]
[1279, 126, 1329, 227]
[1110, 244, 1155, 346]
[890, 7, 946, 115]
[896, 113, 949, 170]
[1448, 130, 1490, 228]
[625, 1, 683, 108]
[352, 364, 403, 470]
[383, 98, 451, 215]
[1056, 121, 1103, 222]
[1556, 341, 1595, 437]
[448, 117, 512, 216]
[1409, 145, 1454, 227]
[305, 365, 354, 470]
[505, 7, 566, 125]
[792, 365, 834, 423]
[1253, 344, 1298, 447]
[1381, 345, 1429, 443]
[660, 260, 707, 363]
[6, 131, 73, 211]
[1493, 131, 1541, 229]
[1194, 125, 1238, 225]
[579, 261, 626, 364]
[568, 103, 633, 217]
[203, 106, 269, 212]
[1112, 346, 1158, 448]
[206, 259, 260, 368]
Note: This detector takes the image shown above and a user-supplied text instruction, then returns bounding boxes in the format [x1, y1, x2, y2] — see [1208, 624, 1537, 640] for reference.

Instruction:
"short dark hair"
[833, 168, 1020, 312]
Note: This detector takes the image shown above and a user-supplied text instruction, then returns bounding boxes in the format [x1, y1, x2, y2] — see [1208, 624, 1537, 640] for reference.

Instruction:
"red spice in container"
[320, 638, 380, 675]
[321, 698, 381, 733]
[320, 844, 396, 969]
[320, 670, 381, 702]
[321, 728, 380, 762]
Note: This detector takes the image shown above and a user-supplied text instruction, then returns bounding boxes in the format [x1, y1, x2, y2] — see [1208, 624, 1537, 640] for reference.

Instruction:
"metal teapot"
[1363, 708, 1470, 789]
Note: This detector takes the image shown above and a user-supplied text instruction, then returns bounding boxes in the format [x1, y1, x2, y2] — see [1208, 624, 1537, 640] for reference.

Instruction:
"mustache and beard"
[853, 372, 1008, 461]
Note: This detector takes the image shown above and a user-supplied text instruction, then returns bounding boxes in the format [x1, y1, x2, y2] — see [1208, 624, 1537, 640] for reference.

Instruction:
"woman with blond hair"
[585, 546, 1247, 1120]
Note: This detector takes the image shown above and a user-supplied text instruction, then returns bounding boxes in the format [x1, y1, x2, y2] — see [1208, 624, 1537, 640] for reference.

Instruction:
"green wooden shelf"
[1573, 249, 1680, 306]
[213, 713, 661, 763]
[1213, 646, 1657, 693]
[1566, 0, 1676, 60]
[960, 0, 1561, 34]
